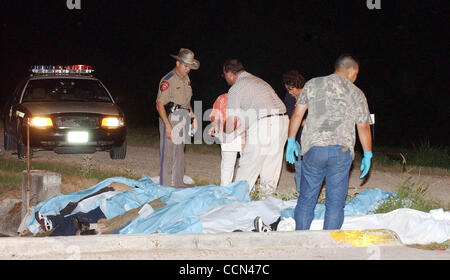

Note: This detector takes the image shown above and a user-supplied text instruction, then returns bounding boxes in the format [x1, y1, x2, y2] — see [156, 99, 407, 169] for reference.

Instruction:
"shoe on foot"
[35, 211, 53, 232]
[254, 216, 271, 232]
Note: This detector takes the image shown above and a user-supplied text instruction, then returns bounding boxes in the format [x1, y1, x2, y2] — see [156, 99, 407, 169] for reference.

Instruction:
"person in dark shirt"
[282, 70, 306, 193]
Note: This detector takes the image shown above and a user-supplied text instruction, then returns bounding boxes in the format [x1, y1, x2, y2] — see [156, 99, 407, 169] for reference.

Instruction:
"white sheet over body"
[199, 197, 450, 245]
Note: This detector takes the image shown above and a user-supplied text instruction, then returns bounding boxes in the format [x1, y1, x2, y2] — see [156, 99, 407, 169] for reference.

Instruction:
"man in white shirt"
[222, 59, 289, 197]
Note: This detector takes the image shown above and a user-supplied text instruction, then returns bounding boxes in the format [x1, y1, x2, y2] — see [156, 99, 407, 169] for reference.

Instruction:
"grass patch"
[409, 140, 449, 168]
[190, 175, 219, 186]
[0, 170, 23, 186]
[0, 155, 139, 196]
[356, 140, 449, 175]
[126, 126, 160, 148]
[407, 239, 450, 250]
[373, 176, 448, 214]
[250, 182, 370, 202]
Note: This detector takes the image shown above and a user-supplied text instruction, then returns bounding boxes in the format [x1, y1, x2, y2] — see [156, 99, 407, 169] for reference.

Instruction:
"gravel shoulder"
[2, 142, 448, 206]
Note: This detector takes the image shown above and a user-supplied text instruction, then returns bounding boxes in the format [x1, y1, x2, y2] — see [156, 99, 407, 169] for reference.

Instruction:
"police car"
[2, 65, 127, 159]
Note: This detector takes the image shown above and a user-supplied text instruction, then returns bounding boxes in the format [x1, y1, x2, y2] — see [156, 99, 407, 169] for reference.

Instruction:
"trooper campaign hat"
[170, 48, 200, 70]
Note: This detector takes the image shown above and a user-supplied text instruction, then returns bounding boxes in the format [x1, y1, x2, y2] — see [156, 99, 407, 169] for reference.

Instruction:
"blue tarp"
[27, 175, 393, 235]
[280, 188, 393, 220]
[120, 180, 250, 234]
[27, 176, 250, 234]
[27, 176, 162, 233]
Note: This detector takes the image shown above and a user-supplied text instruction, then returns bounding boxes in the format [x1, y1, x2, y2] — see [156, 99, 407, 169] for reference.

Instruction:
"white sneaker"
[254, 216, 271, 232]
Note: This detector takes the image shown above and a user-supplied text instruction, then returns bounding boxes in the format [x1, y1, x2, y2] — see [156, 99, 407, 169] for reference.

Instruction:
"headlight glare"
[30, 117, 53, 127]
[101, 117, 123, 128]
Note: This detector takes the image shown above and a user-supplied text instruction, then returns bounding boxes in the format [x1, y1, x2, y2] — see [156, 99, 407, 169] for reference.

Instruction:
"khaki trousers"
[159, 111, 189, 187]
[234, 115, 289, 194]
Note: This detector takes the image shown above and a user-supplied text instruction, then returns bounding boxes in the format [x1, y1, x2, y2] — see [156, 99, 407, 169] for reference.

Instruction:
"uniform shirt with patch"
[156, 70, 192, 109]
[297, 74, 372, 158]
[227, 71, 286, 130]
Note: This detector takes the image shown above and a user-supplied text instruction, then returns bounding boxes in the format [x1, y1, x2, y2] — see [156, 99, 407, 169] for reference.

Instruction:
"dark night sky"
[1, 0, 448, 147]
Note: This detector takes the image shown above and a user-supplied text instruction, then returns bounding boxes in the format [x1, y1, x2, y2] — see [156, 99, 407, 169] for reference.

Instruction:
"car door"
[5, 79, 28, 140]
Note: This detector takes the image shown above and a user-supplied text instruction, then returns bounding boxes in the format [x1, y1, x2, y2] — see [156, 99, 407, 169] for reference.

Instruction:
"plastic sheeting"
[26, 176, 156, 234]
[200, 197, 296, 233]
[343, 208, 450, 244]
[27, 176, 250, 235]
[198, 188, 392, 234]
[25, 176, 449, 245]
[198, 189, 450, 244]
[280, 188, 393, 220]
[293, 208, 450, 245]
[27, 176, 168, 234]
[119, 181, 250, 234]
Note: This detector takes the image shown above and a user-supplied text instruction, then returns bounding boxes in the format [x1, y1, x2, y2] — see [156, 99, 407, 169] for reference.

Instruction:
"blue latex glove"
[285, 138, 299, 164]
[360, 151, 373, 178]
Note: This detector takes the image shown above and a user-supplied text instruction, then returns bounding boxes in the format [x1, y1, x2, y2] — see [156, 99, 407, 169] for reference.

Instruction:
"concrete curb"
[0, 229, 402, 259]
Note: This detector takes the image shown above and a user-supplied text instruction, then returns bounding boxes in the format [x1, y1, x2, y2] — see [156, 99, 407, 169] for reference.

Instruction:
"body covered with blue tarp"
[25, 177, 449, 244]
[27, 176, 250, 234]
[27, 176, 390, 235]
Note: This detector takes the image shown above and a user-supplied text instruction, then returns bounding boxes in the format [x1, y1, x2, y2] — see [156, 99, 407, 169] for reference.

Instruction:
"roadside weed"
[374, 176, 448, 214]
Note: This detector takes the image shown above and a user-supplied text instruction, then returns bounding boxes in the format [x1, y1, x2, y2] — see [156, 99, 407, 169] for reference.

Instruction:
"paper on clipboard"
[221, 135, 242, 152]
[215, 131, 243, 152]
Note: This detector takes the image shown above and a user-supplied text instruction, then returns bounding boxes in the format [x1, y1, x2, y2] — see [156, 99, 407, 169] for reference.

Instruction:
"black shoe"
[270, 216, 281, 231]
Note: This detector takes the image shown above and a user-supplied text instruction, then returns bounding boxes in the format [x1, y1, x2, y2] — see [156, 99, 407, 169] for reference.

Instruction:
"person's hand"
[208, 126, 216, 136]
[165, 125, 173, 140]
[192, 118, 198, 134]
[285, 138, 299, 164]
[360, 151, 373, 178]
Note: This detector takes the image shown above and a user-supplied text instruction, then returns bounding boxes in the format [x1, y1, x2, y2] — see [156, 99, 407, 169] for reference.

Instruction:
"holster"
[164, 102, 181, 117]
[164, 102, 193, 125]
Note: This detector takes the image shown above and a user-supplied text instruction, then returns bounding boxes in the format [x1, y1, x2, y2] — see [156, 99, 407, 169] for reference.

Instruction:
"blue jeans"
[294, 145, 352, 230]
[294, 141, 302, 194]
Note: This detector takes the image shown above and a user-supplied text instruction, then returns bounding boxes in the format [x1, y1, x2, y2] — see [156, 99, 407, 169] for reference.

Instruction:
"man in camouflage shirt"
[285, 54, 373, 230]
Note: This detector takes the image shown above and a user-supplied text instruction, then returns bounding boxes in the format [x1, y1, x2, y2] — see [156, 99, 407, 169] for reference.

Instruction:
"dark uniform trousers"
[159, 110, 190, 188]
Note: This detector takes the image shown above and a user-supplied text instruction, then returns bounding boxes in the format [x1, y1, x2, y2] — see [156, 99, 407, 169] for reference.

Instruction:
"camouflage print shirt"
[296, 74, 371, 158]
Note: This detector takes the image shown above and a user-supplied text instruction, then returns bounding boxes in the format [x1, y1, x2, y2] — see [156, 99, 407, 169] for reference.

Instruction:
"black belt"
[258, 113, 287, 120]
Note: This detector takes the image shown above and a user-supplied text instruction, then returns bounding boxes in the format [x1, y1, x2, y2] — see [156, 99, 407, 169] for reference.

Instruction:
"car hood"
[22, 102, 122, 116]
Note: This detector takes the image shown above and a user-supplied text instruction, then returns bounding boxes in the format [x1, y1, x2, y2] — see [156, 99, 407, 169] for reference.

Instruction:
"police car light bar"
[31, 65, 94, 74]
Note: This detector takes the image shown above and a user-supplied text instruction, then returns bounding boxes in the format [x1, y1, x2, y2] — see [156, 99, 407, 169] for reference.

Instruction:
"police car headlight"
[30, 117, 53, 128]
[101, 117, 124, 128]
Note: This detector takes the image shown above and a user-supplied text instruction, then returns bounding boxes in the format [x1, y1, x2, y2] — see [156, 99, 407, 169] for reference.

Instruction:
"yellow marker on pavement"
[330, 229, 400, 247]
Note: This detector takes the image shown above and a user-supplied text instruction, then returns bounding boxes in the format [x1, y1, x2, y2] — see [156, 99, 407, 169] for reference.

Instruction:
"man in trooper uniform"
[156, 48, 199, 187]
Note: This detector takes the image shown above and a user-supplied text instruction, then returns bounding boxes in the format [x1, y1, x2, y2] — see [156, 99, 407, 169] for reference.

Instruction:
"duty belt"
[164, 102, 189, 117]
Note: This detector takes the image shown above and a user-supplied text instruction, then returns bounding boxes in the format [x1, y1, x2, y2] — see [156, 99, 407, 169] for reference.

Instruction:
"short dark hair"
[223, 59, 245, 74]
[282, 70, 306, 89]
[335, 54, 359, 71]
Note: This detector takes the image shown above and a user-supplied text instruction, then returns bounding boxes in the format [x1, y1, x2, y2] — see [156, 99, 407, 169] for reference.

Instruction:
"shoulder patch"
[160, 81, 169, 92]
[163, 72, 175, 81]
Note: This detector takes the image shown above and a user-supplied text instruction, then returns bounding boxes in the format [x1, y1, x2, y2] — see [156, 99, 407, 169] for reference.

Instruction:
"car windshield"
[22, 78, 112, 102]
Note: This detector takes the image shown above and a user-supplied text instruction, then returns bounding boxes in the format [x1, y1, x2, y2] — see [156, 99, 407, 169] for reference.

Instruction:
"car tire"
[17, 138, 27, 159]
[109, 140, 126, 160]
[4, 130, 17, 150]
[17, 131, 32, 159]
